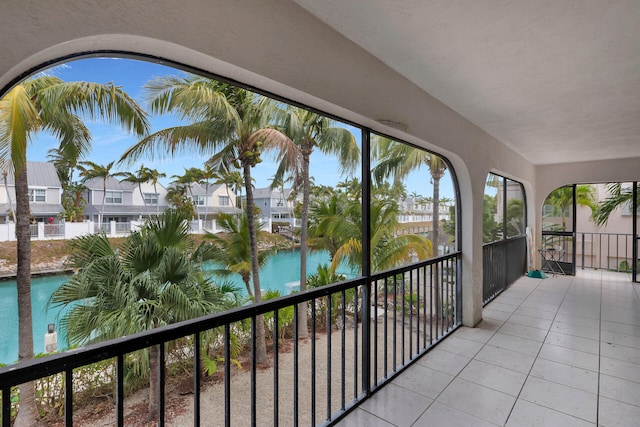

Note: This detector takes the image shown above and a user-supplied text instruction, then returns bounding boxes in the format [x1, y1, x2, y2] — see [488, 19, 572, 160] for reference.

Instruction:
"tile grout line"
[596, 270, 603, 426]
[503, 275, 576, 425]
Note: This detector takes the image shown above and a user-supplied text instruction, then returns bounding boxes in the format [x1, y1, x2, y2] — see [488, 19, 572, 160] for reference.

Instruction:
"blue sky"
[26, 58, 454, 199]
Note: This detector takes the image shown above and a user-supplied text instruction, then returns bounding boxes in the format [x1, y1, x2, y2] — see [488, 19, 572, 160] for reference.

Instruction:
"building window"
[219, 195, 230, 206]
[105, 191, 123, 204]
[28, 188, 46, 203]
[193, 195, 205, 206]
[144, 193, 159, 205]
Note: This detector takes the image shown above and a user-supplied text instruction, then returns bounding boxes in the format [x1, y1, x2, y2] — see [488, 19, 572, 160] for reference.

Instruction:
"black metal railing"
[482, 236, 526, 304]
[578, 232, 638, 271]
[0, 253, 460, 427]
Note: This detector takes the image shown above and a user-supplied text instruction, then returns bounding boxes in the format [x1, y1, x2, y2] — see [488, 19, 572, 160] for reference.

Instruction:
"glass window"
[28, 188, 46, 203]
[370, 134, 456, 270]
[192, 195, 205, 206]
[143, 193, 158, 205]
[105, 191, 123, 204]
[483, 174, 501, 243]
[505, 178, 525, 238]
[219, 195, 230, 206]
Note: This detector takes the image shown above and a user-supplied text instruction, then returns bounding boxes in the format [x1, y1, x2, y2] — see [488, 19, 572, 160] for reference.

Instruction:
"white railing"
[0, 218, 222, 242]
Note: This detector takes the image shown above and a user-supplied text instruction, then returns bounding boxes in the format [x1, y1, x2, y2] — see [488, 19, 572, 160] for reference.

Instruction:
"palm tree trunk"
[243, 163, 268, 365]
[13, 165, 40, 427]
[153, 182, 160, 216]
[3, 172, 16, 222]
[148, 344, 160, 420]
[297, 150, 310, 338]
[100, 180, 106, 228]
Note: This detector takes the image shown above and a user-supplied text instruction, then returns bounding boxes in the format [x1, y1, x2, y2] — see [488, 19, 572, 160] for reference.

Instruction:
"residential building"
[251, 187, 298, 227]
[397, 196, 453, 224]
[83, 176, 170, 223]
[186, 182, 240, 218]
[0, 161, 64, 224]
[2, 2, 640, 426]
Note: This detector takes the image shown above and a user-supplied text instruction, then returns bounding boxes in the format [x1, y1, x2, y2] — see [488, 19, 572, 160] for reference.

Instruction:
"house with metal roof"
[170, 182, 240, 219]
[83, 176, 170, 224]
[0, 161, 64, 224]
[250, 187, 298, 227]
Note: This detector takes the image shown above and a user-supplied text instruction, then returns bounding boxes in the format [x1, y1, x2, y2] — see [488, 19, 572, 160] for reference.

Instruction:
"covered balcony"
[1, 1, 640, 426]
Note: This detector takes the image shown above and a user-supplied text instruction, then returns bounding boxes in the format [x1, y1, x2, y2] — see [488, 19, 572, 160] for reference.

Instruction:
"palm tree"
[172, 167, 204, 219]
[203, 213, 273, 298]
[0, 75, 148, 426]
[60, 181, 87, 222]
[1, 168, 16, 222]
[120, 164, 153, 217]
[214, 169, 244, 209]
[309, 187, 432, 273]
[592, 183, 635, 227]
[166, 183, 197, 220]
[276, 109, 359, 337]
[146, 167, 166, 216]
[78, 160, 122, 227]
[121, 75, 297, 364]
[50, 209, 239, 421]
[544, 184, 596, 230]
[372, 138, 447, 255]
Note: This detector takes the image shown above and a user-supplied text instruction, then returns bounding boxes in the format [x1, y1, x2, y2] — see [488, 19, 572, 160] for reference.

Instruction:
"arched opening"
[482, 172, 527, 304]
[1, 53, 463, 425]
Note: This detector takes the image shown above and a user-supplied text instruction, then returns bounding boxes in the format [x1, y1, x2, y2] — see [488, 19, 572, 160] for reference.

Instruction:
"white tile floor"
[336, 270, 640, 426]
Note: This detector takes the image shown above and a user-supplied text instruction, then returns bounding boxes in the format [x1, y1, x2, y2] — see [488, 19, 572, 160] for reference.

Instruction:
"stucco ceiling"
[293, 0, 640, 165]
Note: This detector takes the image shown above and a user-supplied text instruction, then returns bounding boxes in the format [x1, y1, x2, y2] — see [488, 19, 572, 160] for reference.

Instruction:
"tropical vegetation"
[0, 75, 148, 426]
[50, 209, 240, 420]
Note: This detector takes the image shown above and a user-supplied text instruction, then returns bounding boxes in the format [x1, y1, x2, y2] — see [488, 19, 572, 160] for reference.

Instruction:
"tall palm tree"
[0, 75, 148, 426]
[121, 75, 297, 364]
[277, 108, 359, 337]
[51, 209, 238, 421]
[78, 160, 123, 227]
[371, 138, 447, 322]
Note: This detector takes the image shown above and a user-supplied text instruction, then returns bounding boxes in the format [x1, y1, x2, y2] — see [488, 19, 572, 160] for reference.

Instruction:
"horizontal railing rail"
[1, 252, 461, 427]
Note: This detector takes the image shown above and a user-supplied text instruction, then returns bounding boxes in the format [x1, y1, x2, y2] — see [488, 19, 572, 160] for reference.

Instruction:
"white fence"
[0, 219, 220, 242]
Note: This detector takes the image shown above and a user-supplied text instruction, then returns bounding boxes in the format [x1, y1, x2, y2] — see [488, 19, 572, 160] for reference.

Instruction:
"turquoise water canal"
[0, 250, 356, 365]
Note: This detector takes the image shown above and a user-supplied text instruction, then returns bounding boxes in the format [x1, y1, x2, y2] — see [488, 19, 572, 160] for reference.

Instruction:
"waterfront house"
[187, 182, 241, 219]
[0, 161, 64, 224]
[83, 176, 170, 225]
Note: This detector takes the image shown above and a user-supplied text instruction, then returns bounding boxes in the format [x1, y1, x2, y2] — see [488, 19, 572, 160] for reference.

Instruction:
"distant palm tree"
[0, 75, 148, 427]
[121, 76, 297, 364]
[78, 160, 122, 227]
[120, 164, 154, 217]
[146, 167, 166, 216]
[51, 209, 239, 421]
